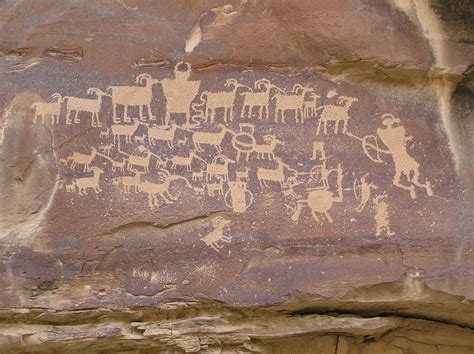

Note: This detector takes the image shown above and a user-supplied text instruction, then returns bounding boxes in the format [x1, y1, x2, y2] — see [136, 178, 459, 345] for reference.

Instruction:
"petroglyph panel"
[0, 60, 463, 305]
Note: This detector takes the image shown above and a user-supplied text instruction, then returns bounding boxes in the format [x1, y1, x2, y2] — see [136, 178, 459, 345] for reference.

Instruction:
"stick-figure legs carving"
[354, 174, 377, 212]
[348, 113, 433, 199]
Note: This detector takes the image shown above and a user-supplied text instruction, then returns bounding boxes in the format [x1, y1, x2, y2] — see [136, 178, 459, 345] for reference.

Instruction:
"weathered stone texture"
[0, 0, 473, 352]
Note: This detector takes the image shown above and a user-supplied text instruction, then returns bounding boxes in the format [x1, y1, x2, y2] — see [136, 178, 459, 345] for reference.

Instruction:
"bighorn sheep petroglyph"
[201, 217, 232, 252]
[273, 84, 313, 123]
[240, 79, 280, 120]
[317, 96, 359, 135]
[60, 148, 98, 172]
[72, 167, 104, 195]
[64, 88, 107, 126]
[31, 93, 63, 124]
[108, 73, 160, 123]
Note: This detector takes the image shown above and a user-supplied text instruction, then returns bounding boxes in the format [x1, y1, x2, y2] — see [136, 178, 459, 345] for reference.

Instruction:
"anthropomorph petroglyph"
[201, 217, 232, 252]
[354, 174, 377, 212]
[347, 113, 433, 199]
[374, 194, 394, 236]
[225, 181, 254, 213]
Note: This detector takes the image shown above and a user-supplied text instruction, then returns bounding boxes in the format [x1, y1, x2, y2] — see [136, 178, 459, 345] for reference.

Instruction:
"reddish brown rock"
[0, 0, 473, 352]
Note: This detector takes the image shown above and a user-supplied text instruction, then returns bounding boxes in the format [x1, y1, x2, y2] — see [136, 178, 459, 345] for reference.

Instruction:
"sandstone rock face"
[0, 1, 473, 352]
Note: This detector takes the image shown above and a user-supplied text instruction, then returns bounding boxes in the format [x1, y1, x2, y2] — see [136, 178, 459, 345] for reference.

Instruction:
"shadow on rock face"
[0, 91, 58, 243]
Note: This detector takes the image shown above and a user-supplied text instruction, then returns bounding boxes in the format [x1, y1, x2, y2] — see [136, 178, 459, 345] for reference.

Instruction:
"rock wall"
[0, 1, 473, 352]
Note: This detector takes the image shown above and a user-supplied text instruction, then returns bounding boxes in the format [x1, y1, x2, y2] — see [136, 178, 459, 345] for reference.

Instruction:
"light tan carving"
[123, 147, 163, 173]
[235, 167, 250, 181]
[273, 84, 313, 123]
[64, 88, 107, 127]
[354, 174, 377, 212]
[347, 113, 433, 199]
[98, 143, 114, 156]
[374, 194, 394, 236]
[111, 119, 142, 144]
[225, 181, 253, 213]
[231, 123, 256, 161]
[72, 167, 104, 195]
[189, 124, 234, 153]
[240, 79, 279, 120]
[147, 124, 178, 147]
[31, 93, 63, 124]
[192, 170, 205, 182]
[305, 93, 321, 119]
[200, 217, 232, 252]
[253, 134, 283, 160]
[138, 170, 191, 207]
[257, 157, 296, 188]
[194, 79, 250, 123]
[112, 171, 142, 193]
[316, 95, 358, 134]
[107, 74, 159, 123]
[161, 62, 200, 126]
[168, 151, 206, 171]
[205, 155, 235, 181]
[310, 141, 326, 160]
[60, 148, 98, 172]
[206, 179, 225, 196]
[99, 128, 110, 139]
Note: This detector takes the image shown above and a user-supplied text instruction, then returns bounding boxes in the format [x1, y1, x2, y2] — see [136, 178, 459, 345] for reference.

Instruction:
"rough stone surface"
[0, 0, 473, 352]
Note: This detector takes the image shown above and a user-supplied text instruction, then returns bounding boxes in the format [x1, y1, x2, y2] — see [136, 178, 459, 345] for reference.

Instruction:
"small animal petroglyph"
[201, 217, 232, 252]
[147, 124, 178, 147]
[257, 157, 296, 188]
[31, 93, 63, 124]
[111, 118, 142, 144]
[189, 124, 234, 153]
[205, 154, 235, 181]
[138, 170, 191, 207]
[168, 151, 206, 171]
[61, 148, 98, 172]
[72, 167, 104, 195]
[98, 143, 114, 156]
[99, 128, 110, 138]
[252, 134, 283, 160]
[236, 167, 250, 181]
[112, 171, 142, 194]
[206, 179, 225, 196]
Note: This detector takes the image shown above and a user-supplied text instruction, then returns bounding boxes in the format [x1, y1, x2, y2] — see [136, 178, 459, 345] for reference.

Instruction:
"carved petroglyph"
[317, 94, 358, 135]
[201, 217, 232, 252]
[17, 61, 437, 236]
[31, 93, 63, 124]
[374, 194, 394, 236]
[108, 74, 159, 123]
[193, 79, 250, 123]
[347, 114, 433, 199]
[161, 62, 200, 126]
[273, 84, 313, 123]
[64, 88, 107, 126]
[354, 174, 377, 212]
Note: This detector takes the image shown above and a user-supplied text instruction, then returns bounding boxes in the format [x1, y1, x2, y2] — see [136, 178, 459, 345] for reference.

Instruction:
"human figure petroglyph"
[311, 141, 326, 161]
[161, 62, 200, 126]
[316, 95, 358, 135]
[194, 78, 250, 123]
[225, 181, 253, 213]
[147, 123, 178, 147]
[374, 194, 394, 236]
[240, 79, 280, 120]
[60, 148, 98, 172]
[111, 118, 142, 144]
[252, 134, 283, 160]
[188, 123, 234, 153]
[138, 169, 191, 208]
[273, 84, 314, 123]
[72, 167, 104, 195]
[168, 151, 206, 171]
[354, 174, 377, 212]
[31, 93, 63, 124]
[205, 154, 235, 181]
[201, 217, 232, 252]
[347, 113, 433, 199]
[108, 74, 160, 123]
[64, 88, 107, 127]
[257, 157, 296, 188]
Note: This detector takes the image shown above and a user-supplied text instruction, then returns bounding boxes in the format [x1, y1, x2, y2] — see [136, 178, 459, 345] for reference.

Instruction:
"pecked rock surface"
[0, 0, 473, 352]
